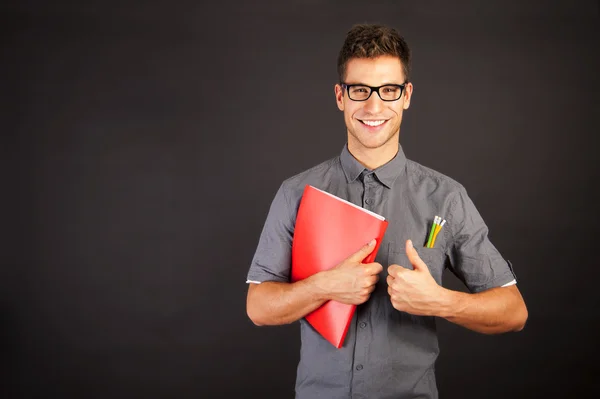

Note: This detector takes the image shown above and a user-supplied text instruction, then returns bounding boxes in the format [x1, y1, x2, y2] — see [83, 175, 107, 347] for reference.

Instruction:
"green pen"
[426, 216, 439, 248]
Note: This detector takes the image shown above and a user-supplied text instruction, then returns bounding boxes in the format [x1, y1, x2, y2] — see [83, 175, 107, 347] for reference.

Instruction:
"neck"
[347, 139, 399, 170]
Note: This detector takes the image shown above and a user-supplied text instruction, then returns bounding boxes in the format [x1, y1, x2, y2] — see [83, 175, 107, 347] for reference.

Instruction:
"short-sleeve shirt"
[246, 144, 517, 399]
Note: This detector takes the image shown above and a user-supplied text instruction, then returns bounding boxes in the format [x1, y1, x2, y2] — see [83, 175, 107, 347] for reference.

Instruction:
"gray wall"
[3, 1, 599, 397]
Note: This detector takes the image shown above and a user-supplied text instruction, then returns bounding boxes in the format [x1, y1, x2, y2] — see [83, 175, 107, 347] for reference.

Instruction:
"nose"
[363, 90, 384, 113]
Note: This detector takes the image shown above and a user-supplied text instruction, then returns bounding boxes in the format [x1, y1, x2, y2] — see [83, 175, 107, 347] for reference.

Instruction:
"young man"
[246, 24, 528, 399]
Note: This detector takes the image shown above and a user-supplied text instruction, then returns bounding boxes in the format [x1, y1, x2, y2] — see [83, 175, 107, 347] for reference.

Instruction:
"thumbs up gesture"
[387, 240, 446, 316]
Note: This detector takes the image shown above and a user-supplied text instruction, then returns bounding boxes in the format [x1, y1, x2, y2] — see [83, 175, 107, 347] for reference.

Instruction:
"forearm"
[246, 274, 329, 326]
[437, 285, 528, 334]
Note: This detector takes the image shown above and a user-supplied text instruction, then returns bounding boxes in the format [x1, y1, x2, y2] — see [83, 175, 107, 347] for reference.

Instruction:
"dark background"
[3, 0, 600, 398]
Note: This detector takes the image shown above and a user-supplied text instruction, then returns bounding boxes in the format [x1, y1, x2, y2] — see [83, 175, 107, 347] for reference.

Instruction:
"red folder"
[291, 185, 388, 348]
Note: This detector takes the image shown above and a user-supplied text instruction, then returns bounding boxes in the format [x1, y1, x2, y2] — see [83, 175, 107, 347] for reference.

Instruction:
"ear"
[334, 84, 345, 111]
[402, 82, 413, 110]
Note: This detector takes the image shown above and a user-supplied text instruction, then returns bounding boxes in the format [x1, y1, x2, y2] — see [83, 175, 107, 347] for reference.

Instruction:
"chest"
[322, 179, 450, 285]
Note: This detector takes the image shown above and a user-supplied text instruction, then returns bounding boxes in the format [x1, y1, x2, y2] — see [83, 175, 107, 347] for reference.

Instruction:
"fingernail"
[408, 239, 413, 248]
[368, 239, 376, 246]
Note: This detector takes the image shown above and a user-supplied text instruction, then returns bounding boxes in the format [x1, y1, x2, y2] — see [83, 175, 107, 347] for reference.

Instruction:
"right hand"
[317, 239, 383, 305]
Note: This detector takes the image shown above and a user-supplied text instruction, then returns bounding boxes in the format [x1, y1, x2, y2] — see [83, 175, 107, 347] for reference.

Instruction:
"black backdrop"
[3, 1, 600, 398]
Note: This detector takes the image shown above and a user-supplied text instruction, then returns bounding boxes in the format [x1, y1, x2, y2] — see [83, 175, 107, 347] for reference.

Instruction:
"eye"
[350, 87, 369, 94]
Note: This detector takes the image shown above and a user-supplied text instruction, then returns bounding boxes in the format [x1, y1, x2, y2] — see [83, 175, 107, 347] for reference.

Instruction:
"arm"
[246, 277, 328, 326]
[247, 240, 383, 326]
[437, 284, 527, 334]
[387, 240, 528, 334]
[437, 187, 527, 333]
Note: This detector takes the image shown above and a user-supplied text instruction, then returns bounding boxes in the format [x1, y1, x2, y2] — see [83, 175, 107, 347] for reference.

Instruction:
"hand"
[318, 239, 383, 305]
[387, 239, 446, 316]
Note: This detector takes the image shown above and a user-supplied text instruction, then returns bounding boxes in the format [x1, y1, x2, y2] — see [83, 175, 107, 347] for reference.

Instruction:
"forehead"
[345, 55, 405, 85]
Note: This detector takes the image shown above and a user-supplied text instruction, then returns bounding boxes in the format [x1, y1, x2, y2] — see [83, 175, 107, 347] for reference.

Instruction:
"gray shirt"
[247, 144, 517, 399]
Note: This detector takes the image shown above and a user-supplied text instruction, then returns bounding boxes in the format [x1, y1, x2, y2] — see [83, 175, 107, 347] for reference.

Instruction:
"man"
[246, 23, 528, 399]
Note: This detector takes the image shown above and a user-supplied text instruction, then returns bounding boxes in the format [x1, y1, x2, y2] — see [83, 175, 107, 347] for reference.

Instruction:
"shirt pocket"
[387, 244, 445, 285]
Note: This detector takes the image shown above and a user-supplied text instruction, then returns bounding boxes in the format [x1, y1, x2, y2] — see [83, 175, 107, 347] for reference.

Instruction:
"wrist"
[305, 271, 332, 301]
[436, 287, 465, 319]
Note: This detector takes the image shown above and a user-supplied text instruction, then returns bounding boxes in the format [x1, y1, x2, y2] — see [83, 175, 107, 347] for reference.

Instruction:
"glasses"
[341, 82, 407, 102]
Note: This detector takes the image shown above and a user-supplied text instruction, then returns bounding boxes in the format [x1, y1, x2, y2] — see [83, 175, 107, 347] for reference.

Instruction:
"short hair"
[337, 24, 411, 83]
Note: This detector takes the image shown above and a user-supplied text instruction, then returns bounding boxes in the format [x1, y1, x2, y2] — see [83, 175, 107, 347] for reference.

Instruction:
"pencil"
[426, 216, 439, 248]
[431, 219, 446, 248]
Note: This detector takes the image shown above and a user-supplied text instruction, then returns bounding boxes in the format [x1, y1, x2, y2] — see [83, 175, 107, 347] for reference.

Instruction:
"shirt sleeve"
[246, 182, 295, 284]
[446, 187, 517, 293]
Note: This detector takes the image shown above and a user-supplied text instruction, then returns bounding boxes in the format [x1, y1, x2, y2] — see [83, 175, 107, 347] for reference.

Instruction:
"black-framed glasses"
[341, 82, 407, 102]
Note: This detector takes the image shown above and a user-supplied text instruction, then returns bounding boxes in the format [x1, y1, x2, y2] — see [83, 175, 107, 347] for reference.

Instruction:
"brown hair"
[337, 24, 411, 83]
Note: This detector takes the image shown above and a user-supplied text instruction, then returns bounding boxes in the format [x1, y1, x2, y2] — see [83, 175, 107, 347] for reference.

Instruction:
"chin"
[359, 139, 387, 149]
[354, 133, 396, 150]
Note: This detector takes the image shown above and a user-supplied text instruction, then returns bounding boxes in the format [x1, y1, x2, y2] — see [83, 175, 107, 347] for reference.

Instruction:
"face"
[335, 55, 413, 156]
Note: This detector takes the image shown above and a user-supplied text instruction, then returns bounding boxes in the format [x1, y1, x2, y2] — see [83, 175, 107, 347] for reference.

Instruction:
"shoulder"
[279, 156, 341, 207]
[405, 158, 466, 197]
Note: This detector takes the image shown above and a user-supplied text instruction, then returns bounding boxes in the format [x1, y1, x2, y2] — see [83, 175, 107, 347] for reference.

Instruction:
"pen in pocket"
[426, 216, 446, 248]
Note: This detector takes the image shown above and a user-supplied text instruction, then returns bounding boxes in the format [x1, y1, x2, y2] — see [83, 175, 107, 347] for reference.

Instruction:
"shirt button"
[356, 364, 363, 371]
[359, 322, 367, 328]
[365, 198, 372, 205]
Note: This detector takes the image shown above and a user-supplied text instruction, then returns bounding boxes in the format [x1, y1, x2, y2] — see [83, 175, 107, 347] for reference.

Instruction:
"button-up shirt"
[247, 144, 517, 399]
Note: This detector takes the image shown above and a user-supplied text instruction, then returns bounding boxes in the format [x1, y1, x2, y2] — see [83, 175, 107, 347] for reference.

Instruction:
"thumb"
[347, 239, 377, 263]
[405, 239, 429, 272]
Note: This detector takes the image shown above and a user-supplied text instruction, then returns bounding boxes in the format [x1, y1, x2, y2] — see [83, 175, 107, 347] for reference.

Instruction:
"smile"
[359, 119, 387, 127]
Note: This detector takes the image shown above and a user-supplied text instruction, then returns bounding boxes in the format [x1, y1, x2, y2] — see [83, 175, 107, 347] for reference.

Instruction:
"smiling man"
[246, 24, 528, 399]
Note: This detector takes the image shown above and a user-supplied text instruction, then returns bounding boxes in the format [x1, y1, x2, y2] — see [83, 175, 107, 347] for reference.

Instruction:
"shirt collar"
[340, 143, 407, 189]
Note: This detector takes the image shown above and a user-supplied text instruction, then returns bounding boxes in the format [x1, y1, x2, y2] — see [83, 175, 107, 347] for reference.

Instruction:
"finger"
[361, 262, 382, 276]
[361, 275, 377, 288]
[347, 239, 377, 263]
[387, 264, 403, 278]
[387, 275, 401, 290]
[374, 262, 384, 273]
[363, 275, 378, 287]
[386, 275, 394, 287]
[405, 239, 429, 272]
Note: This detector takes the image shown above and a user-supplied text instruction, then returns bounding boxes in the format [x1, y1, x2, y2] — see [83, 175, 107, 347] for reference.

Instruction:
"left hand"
[387, 239, 446, 316]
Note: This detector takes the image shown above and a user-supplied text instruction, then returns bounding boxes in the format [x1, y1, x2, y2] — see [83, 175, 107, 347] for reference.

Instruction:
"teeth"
[362, 120, 385, 127]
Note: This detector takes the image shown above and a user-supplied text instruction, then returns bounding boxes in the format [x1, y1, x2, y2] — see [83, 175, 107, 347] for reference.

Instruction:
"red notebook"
[291, 185, 388, 348]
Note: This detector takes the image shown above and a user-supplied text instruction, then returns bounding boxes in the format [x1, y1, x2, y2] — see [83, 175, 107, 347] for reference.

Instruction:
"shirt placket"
[351, 171, 382, 398]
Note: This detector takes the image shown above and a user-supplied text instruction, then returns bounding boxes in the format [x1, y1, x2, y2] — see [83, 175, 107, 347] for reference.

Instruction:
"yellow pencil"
[426, 216, 440, 248]
[430, 219, 446, 247]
